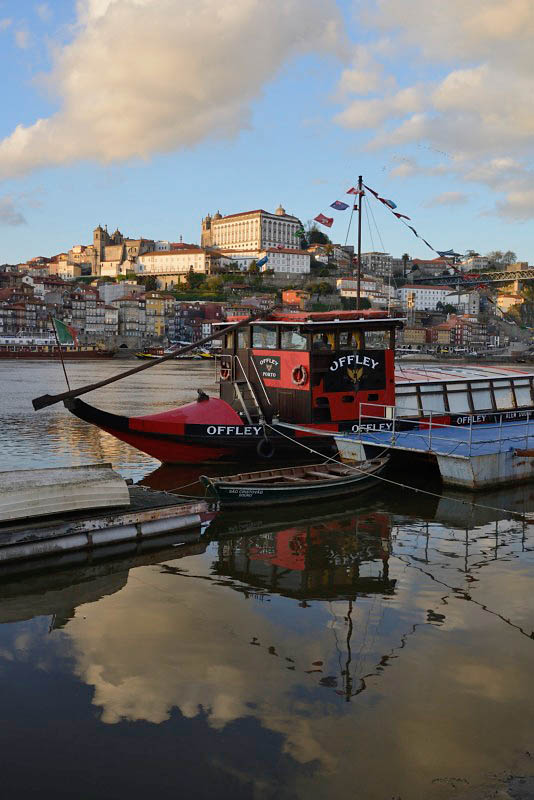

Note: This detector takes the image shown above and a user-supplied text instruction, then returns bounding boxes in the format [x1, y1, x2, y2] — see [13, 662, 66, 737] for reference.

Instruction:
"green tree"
[305, 222, 331, 245]
[137, 275, 158, 291]
[185, 267, 205, 291]
[248, 259, 259, 274]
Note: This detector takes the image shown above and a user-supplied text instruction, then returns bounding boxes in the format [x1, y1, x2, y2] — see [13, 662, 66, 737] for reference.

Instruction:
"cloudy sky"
[0, 0, 532, 262]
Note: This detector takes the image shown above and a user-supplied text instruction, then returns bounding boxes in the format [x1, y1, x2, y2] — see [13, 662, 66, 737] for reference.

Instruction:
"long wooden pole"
[32, 306, 278, 411]
[356, 175, 363, 311]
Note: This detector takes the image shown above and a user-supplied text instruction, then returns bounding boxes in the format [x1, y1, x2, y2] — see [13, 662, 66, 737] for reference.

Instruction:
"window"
[281, 327, 307, 350]
[253, 324, 277, 349]
[312, 332, 335, 351]
[339, 330, 363, 350]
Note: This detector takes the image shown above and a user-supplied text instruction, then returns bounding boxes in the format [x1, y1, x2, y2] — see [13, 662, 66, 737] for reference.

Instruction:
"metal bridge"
[410, 269, 534, 287]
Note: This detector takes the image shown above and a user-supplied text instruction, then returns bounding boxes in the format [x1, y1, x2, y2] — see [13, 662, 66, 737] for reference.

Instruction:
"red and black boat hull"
[65, 398, 340, 464]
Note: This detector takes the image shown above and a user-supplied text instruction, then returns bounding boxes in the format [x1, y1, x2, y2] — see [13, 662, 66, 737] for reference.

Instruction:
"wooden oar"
[32, 305, 278, 411]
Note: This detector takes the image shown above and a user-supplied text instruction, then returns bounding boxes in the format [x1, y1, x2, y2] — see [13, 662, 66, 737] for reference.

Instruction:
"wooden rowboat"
[200, 457, 388, 508]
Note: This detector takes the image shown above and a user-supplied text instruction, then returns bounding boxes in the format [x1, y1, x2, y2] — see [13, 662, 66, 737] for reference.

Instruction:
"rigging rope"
[264, 422, 534, 524]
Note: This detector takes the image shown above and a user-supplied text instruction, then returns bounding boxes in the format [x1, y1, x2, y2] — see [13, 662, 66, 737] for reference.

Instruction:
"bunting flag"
[330, 200, 349, 211]
[314, 213, 334, 228]
[346, 187, 358, 194]
[363, 180, 467, 277]
[256, 255, 269, 268]
[52, 317, 78, 346]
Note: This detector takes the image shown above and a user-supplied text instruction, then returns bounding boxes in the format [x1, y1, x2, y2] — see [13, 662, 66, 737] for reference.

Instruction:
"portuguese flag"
[52, 317, 78, 346]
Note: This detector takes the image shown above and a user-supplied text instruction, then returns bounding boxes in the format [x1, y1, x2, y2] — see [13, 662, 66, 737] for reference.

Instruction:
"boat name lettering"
[253, 355, 280, 380]
[329, 355, 379, 372]
[351, 422, 393, 433]
[206, 425, 264, 436]
[456, 414, 487, 425]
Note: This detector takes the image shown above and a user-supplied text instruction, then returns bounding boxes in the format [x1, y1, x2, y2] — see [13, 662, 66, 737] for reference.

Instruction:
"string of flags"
[311, 179, 464, 275]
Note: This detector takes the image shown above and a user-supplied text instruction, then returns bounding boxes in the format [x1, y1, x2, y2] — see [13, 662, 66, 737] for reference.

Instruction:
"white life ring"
[292, 365, 308, 386]
[220, 365, 231, 381]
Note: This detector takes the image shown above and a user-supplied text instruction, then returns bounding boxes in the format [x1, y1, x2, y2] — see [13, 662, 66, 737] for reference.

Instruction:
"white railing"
[353, 402, 534, 457]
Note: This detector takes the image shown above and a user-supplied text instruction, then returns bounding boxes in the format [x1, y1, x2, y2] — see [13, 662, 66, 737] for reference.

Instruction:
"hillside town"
[0, 204, 531, 354]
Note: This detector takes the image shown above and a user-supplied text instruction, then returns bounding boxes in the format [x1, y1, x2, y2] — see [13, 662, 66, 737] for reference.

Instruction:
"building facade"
[201, 206, 302, 253]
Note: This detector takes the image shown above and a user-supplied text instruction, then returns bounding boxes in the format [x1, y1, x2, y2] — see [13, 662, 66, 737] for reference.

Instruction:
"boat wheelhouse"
[217, 310, 402, 428]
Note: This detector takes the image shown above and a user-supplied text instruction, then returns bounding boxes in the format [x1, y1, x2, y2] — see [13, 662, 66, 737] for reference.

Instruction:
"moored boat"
[200, 457, 388, 507]
[0, 334, 115, 359]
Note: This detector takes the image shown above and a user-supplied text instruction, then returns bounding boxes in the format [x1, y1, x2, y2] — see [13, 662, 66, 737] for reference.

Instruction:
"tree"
[248, 259, 259, 274]
[305, 222, 331, 245]
[185, 267, 205, 291]
[137, 275, 158, 291]
[485, 250, 517, 269]
[341, 296, 371, 310]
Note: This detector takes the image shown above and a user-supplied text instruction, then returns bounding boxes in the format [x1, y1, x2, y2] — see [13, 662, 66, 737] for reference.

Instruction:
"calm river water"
[1, 360, 534, 799]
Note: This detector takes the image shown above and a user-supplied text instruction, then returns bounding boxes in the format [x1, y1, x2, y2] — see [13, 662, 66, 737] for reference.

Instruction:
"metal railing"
[351, 402, 534, 457]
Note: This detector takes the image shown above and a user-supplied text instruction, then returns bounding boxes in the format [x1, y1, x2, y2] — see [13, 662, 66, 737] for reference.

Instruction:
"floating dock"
[337, 418, 534, 490]
[0, 486, 209, 568]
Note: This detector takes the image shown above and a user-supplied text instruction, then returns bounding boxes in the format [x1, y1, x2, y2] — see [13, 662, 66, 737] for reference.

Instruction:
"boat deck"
[348, 420, 534, 458]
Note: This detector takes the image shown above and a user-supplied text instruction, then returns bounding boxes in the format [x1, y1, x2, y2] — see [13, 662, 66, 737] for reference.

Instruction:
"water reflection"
[3, 360, 534, 797]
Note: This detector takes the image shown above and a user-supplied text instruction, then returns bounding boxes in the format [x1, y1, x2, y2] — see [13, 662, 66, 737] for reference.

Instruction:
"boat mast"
[356, 175, 363, 310]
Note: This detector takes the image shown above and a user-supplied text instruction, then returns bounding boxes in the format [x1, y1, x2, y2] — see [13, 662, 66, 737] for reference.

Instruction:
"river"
[1, 360, 534, 799]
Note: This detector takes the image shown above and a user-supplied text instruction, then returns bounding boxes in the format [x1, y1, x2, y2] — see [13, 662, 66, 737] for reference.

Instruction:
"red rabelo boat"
[65, 310, 403, 464]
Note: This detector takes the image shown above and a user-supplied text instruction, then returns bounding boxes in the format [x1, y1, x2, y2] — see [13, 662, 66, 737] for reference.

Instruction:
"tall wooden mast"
[356, 175, 363, 310]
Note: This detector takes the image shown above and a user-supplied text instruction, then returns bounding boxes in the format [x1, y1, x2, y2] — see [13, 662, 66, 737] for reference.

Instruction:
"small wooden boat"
[200, 457, 388, 508]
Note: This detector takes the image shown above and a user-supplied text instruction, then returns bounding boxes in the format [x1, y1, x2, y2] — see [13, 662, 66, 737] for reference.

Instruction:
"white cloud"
[0, 0, 342, 180]
[0, 196, 27, 226]
[337, 0, 534, 218]
[424, 191, 468, 208]
[14, 29, 30, 49]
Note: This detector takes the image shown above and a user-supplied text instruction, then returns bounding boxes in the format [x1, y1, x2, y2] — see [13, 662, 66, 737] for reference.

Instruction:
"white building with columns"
[201, 205, 303, 253]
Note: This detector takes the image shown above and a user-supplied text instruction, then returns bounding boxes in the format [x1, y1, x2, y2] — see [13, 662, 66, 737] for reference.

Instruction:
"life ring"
[257, 437, 275, 459]
[292, 365, 308, 386]
[220, 365, 231, 381]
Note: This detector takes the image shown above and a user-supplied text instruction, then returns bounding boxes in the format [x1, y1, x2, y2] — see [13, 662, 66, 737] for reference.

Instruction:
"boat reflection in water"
[1, 483, 534, 800]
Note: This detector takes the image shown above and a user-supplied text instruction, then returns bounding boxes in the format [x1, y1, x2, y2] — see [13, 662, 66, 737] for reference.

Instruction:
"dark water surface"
[1, 361, 534, 799]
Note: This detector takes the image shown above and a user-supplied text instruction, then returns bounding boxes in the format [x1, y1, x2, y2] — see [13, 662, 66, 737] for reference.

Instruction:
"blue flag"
[330, 200, 349, 211]
[256, 255, 269, 268]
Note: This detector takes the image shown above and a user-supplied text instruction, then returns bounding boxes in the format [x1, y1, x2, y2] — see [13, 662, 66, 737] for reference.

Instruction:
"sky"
[0, 0, 532, 264]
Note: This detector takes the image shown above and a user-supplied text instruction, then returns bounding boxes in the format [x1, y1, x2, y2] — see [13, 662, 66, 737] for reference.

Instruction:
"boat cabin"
[217, 310, 403, 425]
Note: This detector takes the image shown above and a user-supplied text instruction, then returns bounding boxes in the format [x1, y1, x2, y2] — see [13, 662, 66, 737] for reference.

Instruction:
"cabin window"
[280, 327, 307, 350]
[237, 329, 249, 349]
[420, 393, 446, 413]
[225, 332, 234, 349]
[396, 393, 419, 416]
[312, 332, 334, 351]
[493, 380, 514, 410]
[447, 391, 470, 413]
[342, 395, 355, 403]
[339, 330, 363, 350]
[514, 380, 532, 407]
[472, 389, 492, 410]
[253, 324, 277, 349]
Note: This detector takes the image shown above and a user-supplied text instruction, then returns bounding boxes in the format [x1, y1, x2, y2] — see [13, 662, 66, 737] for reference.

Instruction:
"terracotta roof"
[265, 248, 310, 255]
[215, 209, 300, 222]
[142, 248, 204, 257]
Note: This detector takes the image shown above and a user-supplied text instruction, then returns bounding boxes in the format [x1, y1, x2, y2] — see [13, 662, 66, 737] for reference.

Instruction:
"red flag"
[347, 187, 364, 195]
[314, 213, 333, 228]
[364, 185, 379, 198]
[394, 212, 411, 220]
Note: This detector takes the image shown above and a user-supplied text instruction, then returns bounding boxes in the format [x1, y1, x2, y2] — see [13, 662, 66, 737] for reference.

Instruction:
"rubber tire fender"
[256, 437, 275, 459]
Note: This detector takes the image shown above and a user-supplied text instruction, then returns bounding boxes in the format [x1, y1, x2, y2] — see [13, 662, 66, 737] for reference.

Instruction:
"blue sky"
[0, 0, 532, 264]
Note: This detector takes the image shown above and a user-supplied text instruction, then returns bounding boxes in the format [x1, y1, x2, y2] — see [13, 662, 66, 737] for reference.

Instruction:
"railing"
[350, 402, 534, 457]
